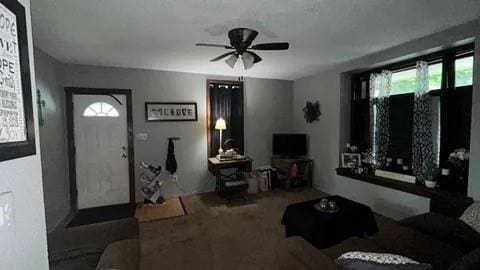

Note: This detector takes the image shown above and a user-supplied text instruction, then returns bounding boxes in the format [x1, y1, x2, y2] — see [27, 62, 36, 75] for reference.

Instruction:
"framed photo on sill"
[341, 153, 361, 168]
[145, 102, 198, 122]
[0, 0, 36, 162]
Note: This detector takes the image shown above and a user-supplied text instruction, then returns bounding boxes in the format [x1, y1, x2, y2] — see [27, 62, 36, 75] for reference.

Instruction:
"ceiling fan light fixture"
[198, 28, 289, 70]
[242, 52, 255, 70]
[225, 54, 238, 68]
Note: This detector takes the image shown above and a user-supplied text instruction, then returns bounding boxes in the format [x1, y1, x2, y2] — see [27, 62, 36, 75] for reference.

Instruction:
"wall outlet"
[135, 133, 148, 141]
[172, 175, 178, 183]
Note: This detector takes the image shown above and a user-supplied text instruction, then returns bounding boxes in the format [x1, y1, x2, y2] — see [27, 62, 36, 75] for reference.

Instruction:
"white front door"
[73, 94, 130, 209]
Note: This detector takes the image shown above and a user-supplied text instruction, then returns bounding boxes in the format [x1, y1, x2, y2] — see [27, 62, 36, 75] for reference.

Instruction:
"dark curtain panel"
[208, 83, 244, 157]
[388, 94, 414, 163]
[350, 76, 371, 151]
[230, 87, 244, 153]
[440, 86, 472, 166]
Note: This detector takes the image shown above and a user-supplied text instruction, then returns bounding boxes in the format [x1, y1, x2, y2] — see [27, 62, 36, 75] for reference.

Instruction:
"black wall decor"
[0, 0, 36, 161]
[303, 101, 321, 123]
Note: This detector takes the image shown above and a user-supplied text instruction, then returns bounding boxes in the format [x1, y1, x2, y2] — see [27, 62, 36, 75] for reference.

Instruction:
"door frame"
[65, 87, 135, 210]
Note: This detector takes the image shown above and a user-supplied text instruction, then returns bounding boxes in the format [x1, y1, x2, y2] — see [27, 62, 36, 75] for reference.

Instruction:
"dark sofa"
[278, 194, 479, 270]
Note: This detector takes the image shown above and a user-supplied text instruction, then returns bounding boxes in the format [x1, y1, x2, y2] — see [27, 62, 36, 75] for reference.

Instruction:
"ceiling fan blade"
[196, 43, 234, 49]
[210, 51, 235, 62]
[251, 42, 289, 50]
[247, 51, 262, 63]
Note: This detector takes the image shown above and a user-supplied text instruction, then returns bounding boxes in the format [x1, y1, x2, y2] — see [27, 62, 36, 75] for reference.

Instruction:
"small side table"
[208, 157, 253, 201]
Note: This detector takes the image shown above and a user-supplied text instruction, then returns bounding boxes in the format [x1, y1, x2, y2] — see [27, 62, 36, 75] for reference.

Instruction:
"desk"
[208, 157, 253, 200]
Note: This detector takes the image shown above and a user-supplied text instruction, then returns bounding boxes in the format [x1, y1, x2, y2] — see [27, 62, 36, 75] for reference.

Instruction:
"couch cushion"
[460, 202, 480, 234]
[336, 251, 432, 270]
[96, 239, 140, 270]
[449, 248, 480, 270]
[401, 212, 480, 253]
[371, 224, 463, 270]
[276, 236, 338, 270]
[322, 237, 385, 260]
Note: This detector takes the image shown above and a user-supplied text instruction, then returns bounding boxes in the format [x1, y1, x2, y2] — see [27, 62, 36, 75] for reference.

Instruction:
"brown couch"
[278, 195, 478, 270]
[96, 239, 140, 270]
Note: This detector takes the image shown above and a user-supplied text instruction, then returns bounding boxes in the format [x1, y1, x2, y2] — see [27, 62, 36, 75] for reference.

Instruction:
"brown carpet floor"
[139, 189, 328, 270]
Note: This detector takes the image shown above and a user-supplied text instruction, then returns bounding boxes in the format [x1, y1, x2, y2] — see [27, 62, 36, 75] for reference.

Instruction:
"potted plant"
[424, 164, 439, 189]
[425, 177, 437, 188]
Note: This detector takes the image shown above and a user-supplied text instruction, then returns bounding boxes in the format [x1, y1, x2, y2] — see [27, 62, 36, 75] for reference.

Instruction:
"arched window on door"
[83, 102, 119, 117]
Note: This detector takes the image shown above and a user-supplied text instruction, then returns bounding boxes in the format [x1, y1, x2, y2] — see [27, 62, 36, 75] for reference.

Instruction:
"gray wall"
[468, 21, 480, 200]
[55, 64, 293, 200]
[293, 20, 479, 220]
[34, 49, 70, 232]
[0, 0, 49, 268]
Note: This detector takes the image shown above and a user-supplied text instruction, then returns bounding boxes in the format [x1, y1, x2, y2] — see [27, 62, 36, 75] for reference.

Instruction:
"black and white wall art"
[0, 0, 35, 162]
[145, 102, 198, 122]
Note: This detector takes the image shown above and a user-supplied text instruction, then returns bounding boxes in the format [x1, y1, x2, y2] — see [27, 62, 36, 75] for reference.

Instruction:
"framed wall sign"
[145, 102, 198, 122]
[0, 0, 36, 162]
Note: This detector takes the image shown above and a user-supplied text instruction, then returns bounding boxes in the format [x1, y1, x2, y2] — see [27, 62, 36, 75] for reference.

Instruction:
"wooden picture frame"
[0, 0, 35, 162]
[341, 153, 361, 168]
[145, 102, 198, 122]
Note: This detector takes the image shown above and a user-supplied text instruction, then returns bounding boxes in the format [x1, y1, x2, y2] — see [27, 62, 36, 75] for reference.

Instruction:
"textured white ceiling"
[31, 0, 479, 80]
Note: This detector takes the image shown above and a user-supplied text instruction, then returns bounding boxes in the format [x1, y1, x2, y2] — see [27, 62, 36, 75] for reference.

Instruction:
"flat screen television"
[272, 133, 307, 157]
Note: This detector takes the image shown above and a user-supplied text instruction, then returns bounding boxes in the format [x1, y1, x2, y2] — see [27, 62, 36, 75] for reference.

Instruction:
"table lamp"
[215, 118, 226, 154]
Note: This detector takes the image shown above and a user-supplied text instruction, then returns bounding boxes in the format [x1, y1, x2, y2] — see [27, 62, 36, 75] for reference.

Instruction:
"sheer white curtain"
[412, 61, 434, 182]
[370, 70, 392, 166]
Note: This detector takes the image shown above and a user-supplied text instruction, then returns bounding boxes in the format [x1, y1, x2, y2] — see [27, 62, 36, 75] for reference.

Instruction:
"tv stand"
[271, 157, 313, 190]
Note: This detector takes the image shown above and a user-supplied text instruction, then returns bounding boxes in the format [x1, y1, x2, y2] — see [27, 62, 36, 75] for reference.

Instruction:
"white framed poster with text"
[0, 0, 35, 161]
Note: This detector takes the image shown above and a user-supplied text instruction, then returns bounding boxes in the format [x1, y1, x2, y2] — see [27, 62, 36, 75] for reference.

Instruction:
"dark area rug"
[67, 203, 136, 227]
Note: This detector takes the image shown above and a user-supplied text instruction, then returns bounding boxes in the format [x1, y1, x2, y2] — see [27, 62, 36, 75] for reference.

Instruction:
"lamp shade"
[215, 118, 226, 130]
[242, 52, 255, 70]
[225, 54, 238, 69]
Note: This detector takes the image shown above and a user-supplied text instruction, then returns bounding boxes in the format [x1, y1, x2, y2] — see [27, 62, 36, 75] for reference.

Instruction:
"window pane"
[428, 63, 442, 90]
[89, 102, 101, 113]
[390, 63, 442, 95]
[83, 102, 119, 117]
[455, 56, 473, 87]
[391, 68, 416, 95]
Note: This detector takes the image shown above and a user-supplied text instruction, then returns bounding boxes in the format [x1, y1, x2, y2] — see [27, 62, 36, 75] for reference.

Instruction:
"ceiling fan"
[196, 28, 289, 70]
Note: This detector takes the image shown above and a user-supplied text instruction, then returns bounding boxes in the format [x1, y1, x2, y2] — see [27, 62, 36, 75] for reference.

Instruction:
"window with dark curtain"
[349, 44, 474, 194]
[208, 81, 244, 157]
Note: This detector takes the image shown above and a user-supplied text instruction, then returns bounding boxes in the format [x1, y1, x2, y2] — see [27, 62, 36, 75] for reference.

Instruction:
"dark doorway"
[206, 80, 244, 158]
